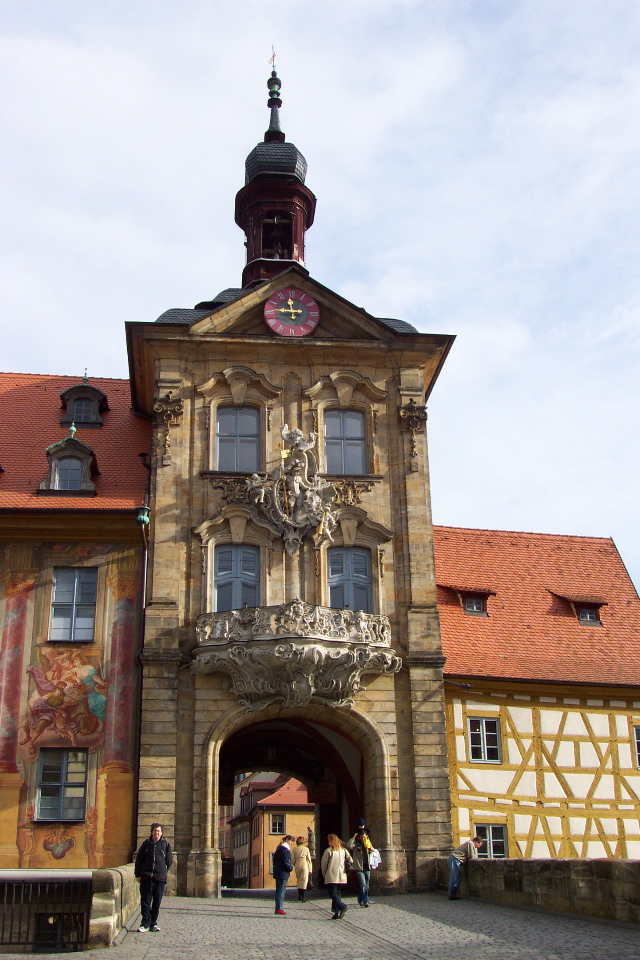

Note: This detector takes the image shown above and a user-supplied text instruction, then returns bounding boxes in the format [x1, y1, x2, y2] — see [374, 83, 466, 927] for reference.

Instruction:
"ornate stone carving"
[209, 476, 254, 505]
[399, 399, 427, 469]
[244, 425, 338, 555]
[196, 598, 392, 646]
[154, 392, 184, 466]
[193, 599, 400, 710]
[332, 479, 376, 506]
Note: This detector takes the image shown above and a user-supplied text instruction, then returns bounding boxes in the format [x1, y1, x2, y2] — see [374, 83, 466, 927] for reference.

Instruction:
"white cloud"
[0, 0, 639, 587]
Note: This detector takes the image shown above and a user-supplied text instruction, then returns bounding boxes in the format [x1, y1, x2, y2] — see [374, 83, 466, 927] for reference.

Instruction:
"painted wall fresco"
[19, 646, 107, 757]
[0, 542, 142, 869]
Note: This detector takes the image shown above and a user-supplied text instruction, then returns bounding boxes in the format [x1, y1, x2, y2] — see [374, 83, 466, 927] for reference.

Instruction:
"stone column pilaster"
[137, 647, 184, 895]
[96, 571, 139, 867]
[0, 561, 37, 867]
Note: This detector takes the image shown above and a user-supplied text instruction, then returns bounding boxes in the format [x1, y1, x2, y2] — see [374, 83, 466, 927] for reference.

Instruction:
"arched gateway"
[189, 705, 398, 897]
[131, 72, 454, 896]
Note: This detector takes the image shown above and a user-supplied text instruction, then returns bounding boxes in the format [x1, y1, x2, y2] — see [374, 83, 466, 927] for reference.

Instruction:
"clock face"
[263, 287, 320, 337]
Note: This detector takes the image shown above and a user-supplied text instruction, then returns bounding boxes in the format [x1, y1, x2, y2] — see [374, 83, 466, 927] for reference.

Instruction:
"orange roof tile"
[434, 525, 640, 687]
[0, 373, 150, 511]
[257, 777, 312, 807]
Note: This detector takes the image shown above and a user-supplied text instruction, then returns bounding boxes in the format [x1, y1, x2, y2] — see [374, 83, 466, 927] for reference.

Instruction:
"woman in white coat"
[292, 836, 313, 902]
[320, 834, 353, 919]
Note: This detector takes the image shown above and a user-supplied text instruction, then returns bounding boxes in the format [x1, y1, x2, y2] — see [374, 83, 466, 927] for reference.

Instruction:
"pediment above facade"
[335, 506, 394, 547]
[195, 366, 282, 404]
[304, 370, 387, 407]
[188, 270, 413, 343]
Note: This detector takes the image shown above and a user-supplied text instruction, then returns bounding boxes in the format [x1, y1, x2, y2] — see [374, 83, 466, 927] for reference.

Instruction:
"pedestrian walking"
[292, 835, 313, 902]
[134, 823, 173, 932]
[448, 836, 483, 900]
[272, 834, 295, 915]
[347, 819, 374, 906]
[320, 833, 353, 919]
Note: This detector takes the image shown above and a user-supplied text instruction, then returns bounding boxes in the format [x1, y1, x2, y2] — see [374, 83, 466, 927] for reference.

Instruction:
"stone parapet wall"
[434, 857, 640, 924]
[90, 863, 139, 948]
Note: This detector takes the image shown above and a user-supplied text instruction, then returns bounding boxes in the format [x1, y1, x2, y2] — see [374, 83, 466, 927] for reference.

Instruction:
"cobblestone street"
[8, 891, 640, 960]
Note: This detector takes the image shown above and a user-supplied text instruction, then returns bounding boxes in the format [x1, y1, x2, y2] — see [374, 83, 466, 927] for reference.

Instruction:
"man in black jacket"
[272, 835, 295, 915]
[134, 823, 173, 932]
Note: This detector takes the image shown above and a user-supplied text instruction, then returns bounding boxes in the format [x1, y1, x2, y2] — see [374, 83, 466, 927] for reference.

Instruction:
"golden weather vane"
[268, 46, 276, 69]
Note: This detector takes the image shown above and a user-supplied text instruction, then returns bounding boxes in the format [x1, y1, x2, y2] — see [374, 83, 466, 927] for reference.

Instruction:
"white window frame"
[270, 813, 285, 835]
[50, 567, 98, 642]
[323, 408, 367, 475]
[216, 405, 260, 473]
[327, 546, 372, 613]
[468, 716, 502, 763]
[475, 824, 507, 858]
[214, 544, 260, 612]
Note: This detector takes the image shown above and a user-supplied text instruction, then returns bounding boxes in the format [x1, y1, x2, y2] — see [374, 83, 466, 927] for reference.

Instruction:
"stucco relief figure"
[244, 424, 337, 554]
[20, 646, 107, 757]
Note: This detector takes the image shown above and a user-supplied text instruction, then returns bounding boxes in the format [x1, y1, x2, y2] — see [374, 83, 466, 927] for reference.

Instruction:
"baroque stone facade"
[128, 72, 455, 896]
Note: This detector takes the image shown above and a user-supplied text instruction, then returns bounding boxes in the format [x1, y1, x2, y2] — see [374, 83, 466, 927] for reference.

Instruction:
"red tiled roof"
[257, 777, 312, 807]
[0, 373, 150, 511]
[434, 525, 640, 687]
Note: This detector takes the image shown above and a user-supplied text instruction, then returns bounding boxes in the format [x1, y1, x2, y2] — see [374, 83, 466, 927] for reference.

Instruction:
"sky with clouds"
[2, 1, 639, 588]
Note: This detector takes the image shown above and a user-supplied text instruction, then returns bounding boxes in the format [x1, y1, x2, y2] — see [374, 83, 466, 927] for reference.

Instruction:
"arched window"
[217, 407, 260, 473]
[55, 457, 83, 491]
[324, 410, 366, 475]
[328, 546, 372, 613]
[215, 544, 260, 612]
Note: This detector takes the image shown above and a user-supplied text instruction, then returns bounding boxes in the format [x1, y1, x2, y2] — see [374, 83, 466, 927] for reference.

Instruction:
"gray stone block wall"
[435, 856, 640, 924]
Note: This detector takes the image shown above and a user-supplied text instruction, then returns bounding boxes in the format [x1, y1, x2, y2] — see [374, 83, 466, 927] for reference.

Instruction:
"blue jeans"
[274, 876, 288, 911]
[448, 855, 462, 895]
[326, 883, 346, 914]
[355, 869, 370, 904]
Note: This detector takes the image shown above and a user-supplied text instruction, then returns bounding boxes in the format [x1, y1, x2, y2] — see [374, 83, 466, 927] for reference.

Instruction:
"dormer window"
[464, 595, 486, 615]
[549, 590, 606, 625]
[578, 605, 601, 625]
[39, 435, 99, 497]
[60, 384, 109, 429]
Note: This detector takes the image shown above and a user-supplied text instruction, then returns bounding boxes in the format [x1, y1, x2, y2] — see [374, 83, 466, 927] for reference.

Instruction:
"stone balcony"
[192, 599, 401, 711]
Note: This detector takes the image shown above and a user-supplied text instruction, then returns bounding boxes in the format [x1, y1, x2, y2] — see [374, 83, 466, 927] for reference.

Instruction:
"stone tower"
[127, 71, 455, 896]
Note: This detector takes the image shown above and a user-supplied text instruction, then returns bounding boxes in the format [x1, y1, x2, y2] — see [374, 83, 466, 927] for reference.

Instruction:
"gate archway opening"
[218, 717, 363, 887]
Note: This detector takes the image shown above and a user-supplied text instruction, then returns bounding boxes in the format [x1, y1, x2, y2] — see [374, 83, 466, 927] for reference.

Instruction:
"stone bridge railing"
[434, 857, 640, 924]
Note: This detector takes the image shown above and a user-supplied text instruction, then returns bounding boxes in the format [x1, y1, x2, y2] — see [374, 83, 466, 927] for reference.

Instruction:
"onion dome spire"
[235, 70, 316, 288]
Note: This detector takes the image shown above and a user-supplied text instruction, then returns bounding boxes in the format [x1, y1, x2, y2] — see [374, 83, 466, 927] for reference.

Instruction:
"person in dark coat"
[135, 823, 173, 932]
[347, 819, 374, 906]
[272, 834, 295, 915]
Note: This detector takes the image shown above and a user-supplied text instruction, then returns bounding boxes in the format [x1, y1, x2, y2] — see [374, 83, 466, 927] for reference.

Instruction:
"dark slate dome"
[244, 69, 307, 185]
[245, 141, 307, 185]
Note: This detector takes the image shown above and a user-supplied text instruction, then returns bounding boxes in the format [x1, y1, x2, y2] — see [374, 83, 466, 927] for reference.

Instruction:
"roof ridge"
[434, 524, 613, 544]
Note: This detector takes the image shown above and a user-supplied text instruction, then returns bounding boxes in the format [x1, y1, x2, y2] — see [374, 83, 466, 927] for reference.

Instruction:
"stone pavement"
[13, 891, 640, 960]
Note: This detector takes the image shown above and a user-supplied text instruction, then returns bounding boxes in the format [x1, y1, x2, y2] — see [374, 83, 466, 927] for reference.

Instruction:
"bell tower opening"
[261, 211, 293, 260]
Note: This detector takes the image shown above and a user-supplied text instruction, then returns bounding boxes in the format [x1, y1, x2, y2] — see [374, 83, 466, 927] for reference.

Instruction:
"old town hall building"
[0, 73, 639, 896]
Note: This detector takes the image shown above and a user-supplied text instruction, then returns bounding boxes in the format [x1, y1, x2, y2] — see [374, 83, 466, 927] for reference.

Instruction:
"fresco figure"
[20, 647, 107, 756]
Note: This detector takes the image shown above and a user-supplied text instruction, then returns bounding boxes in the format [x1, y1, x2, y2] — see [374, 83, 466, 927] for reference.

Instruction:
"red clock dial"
[263, 287, 320, 337]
